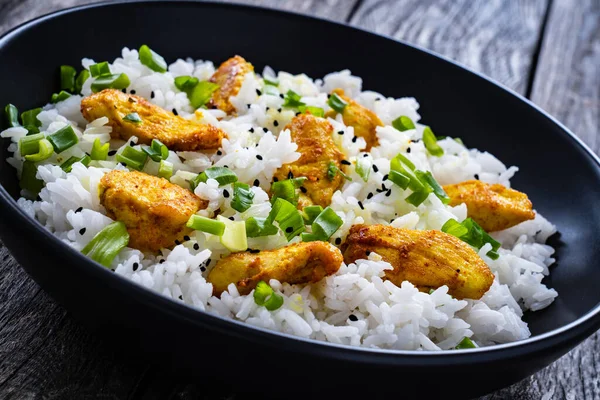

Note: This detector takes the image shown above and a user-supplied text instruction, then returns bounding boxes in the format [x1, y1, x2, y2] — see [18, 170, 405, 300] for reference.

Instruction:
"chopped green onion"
[116, 146, 148, 170]
[47, 125, 78, 153]
[423, 127, 444, 157]
[51, 90, 71, 104]
[24, 139, 53, 162]
[89, 62, 111, 78]
[191, 166, 238, 190]
[186, 215, 225, 236]
[270, 177, 306, 206]
[245, 217, 278, 238]
[20, 161, 43, 197]
[174, 75, 199, 92]
[388, 170, 411, 190]
[253, 281, 284, 311]
[455, 337, 476, 349]
[392, 115, 415, 132]
[454, 137, 465, 146]
[282, 90, 305, 109]
[5, 104, 20, 127]
[441, 218, 500, 260]
[327, 162, 352, 182]
[298, 105, 324, 117]
[19, 133, 45, 156]
[264, 77, 279, 86]
[123, 112, 142, 124]
[440, 219, 469, 238]
[218, 215, 248, 252]
[302, 205, 323, 225]
[60, 65, 76, 92]
[390, 153, 425, 193]
[21, 108, 42, 130]
[81, 221, 130, 267]
[405, 188, 431, 207]
[60, 154, 91, 172]
[415, 170, 450, 204]
[142, 139, 168, 162]
[75, 69, 90, 94]
[301, 207, 343, 242]
[231, 182, 255, 213]
[91, 73, 130, 93]
[327, 93, 348, 113]
[268, 198, 305, 240]
[158, 160, 173, 179]
[139, 44, 167, 73]
[391, 153, 415, 171]
[91, 138, 110, 161]
[187, 81, 220, 109]
[356, 157, 371, 182]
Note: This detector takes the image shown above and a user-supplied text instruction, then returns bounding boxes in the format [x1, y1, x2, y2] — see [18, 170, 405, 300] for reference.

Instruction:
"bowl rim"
[1, 0, 599, 361]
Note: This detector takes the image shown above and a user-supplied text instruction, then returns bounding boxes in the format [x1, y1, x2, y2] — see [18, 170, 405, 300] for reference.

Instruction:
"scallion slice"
[264, 77, 279, 86]
[268, 198, 305, 240]
[301, 206, 343, 242]
[5, 104, 20, 127]
[75, 69, 90, 94]
[21, 108, 42, 135]
[245, 217, 278, 238]
[440, 219, 469, 238]
[415, 170, 449, 204]
[91, 73, 130, 93]
[388, 170, 411, 190]
[390, 153, 425, 193]
[51, 90, 71, 104]
[270, 177, 306, 206]
[392, 115, 415, 132]
[298, 105, 324, 117]
[24, 139, 53, 162]
[158, 159, 173, 179]
[81, 221, 130, 267]
[47, 125, 78, 153]
[142, 139, 168, 162]
[139, 44, 167, 73]
[441, 218, 501, 260]
[282, 90, 305, 109]
[91, 138, 110, 161]
[455, 337, 476, 349]
[174, 75, 199, 91]
[19, 133, 45, 156]
[356, 157, 371, 182]
[423, 127, 444, 157]
[116, 146, 148, 170]
[61, 154, 91, 172]
[191, 166, 238, 190]
[327, 92, 348, 113]
[60, 65, 76, 92]
[405, 188, 431, 207]
[327, 162, 352, 182]
[253, 281, 284, 311]
[89, 62, 111, 78]
[231, 182, 255, 213]
[20, 160, 43, 197]
[218, 215, 248, 252]
[186, 215, 225, 236]
[187, 81, 220, 109]
[123, 112, 142, 124]
[302, 205, 323, 225]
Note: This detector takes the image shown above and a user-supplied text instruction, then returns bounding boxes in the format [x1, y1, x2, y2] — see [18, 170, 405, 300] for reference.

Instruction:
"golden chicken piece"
[325, 88, 383, 151]
[208, 55, 254, 114]
[81, 89, 225, 151]
[99, 170, 207, 252]
[443, 180, 535, 232]
[208, 241, 343, 296]
[342, 224, 494, 300]
[273, 114, 346, 208]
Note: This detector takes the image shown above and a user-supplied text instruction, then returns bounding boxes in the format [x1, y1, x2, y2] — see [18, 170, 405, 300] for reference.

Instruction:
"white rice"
[1, 47, 558, 350]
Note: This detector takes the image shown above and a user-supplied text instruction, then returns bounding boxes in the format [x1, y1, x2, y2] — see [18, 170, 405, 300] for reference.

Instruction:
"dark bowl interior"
[1, 1, 600, 398]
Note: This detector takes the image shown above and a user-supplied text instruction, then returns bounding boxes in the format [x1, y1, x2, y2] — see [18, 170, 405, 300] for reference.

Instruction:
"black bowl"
[1, 1, 599, 398]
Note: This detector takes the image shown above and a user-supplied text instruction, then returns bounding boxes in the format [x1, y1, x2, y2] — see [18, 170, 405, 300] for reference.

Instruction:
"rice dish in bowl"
[1, 46, 558, 351]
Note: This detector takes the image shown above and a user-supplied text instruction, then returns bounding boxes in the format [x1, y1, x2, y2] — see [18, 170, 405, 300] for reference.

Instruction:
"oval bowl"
[1, 1, 599, 398]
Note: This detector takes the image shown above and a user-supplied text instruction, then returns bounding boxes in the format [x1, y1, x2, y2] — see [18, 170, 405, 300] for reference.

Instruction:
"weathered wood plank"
[349, 0, 549, 95]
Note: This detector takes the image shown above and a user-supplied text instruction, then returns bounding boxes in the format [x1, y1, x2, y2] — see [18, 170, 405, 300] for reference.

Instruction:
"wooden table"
[0, 0, 597, 398]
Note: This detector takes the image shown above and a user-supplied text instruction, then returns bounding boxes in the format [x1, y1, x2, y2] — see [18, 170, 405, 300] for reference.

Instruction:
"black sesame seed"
[363, 154, 369, 158]
[385, 190, 392, 197]
[337, 130, 344, 135]
[121, 88, 127, 93]
[133, 262, 139, 271]
[223, 165, 229, 168]
[327, 94, 331, 99]
[256, 89, 262, 96]
[536, 230, 542, 235]
[79, 227, 86, 235]
[200, 266, 206, 272]
[274, 120, 279, 127]
[206, 258, 212, 265]
[407, 147, 411, 153]
[175, 239, 181, 245]
[256, 154, 263, 160]
[249, 127, 254, 133]
[277, 108, 282, 113]
[193, 243, 200, 251]
[335, 237, 342, 245]
[352, 136, 358, 143]
[217, 150, 222, 156]
[159, 259, 165, 264]
[253, 179, 260, 187]
[300, 186, 307, 193]
[373, 165, 379, 173]
[474, 174, 480, 180]
[382, 174, 389, 181]
[255, 143, 259, 147]
[179, 295, 183, 300]
[279, 93, 284, 99]
[172, 108, 178, 116]
[108, 150, 117, 156]
[223, 189, 230, 198]
[130, 89, 136, 94]
[456, 269, 460, 273]
[120, 162, 127, 167]
[266, 107, 270, 111]
[273, 177, 279, 182]
[228, 216, 234, 221]
[367, 192, 373, 199]
[183, 235, 190, 241]
[151, 91, 155, 99]
[247, 104, 251, 109]
[349, 314, 358, 322]
[263, 127, 268, 133]
[287, 171, 294, 179]
[366, 250, 371, 256]
[381, 183, 388, 191]
[358, 201, 364, 210]
[285, 227, 293, 233]
[295, 112, 301, 116]
[129, 141, 135, 146]
[341, 160, 351, 166]
[75, 207, 83, 213]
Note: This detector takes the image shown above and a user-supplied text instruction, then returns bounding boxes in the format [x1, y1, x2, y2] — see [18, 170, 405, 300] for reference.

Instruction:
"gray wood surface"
[0, 0, 598, 399]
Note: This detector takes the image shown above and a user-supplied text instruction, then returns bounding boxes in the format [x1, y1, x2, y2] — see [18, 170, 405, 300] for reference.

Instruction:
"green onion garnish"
[253, 281, 284, 311]
[91, 73, 130, 93]
[415, 170, 450, 204]
[455, 337, 476, 349]
[186, 215, 226, 236]
[388, 170, 411, 190]
[441, 218, 501, 260]
[282, 90, 305, 109]
[245, 217, 278, 238]
[268, 198, 305, 240]
[89, 62, 111, 78]
[123, 113, 142, 124]
[91, 138, 109, 161]
[301, 206, 343, 242]
[60, 154, 91, 172]
[19, 133, 45, 157]
[24, 139, 53, 162]
[327, 162, 351, 182]
[47, 125, 78, 153]
[186, 81, 220, 109]
[60, 65, 76, 92]
[21, 108, 42, 135]
[423, 127, 444, 157]
[298, 105, 324, 117]
[139, 44, 168, 73]
[231, 182, 255, 213]
[302, 205, 323, 225]
[75, 69, 90, 94]
[81, 221, 130, 267]
[454, 137, 465, 146]
[390, 154, 425, 192]
[116, 146, 148, 171]
[20, 161, 43, 196]
[5, 104, 20, 127]
[174, 75, 200, 91]
[141, 139, 168, 162]
[405, 189, 431, 207]
[440, 219, 469, 238]
[218, 215, 248, 252]
[264, 77, 279, 86]
[270, 177, 306, 206]
[355, 157, 371, 182]
[392, 115, 415, 132]
[191, 166, 238, 190]
[327, 92, 348, 113]
[158, 160, 173, 179]
[51, 90, 71, 104]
